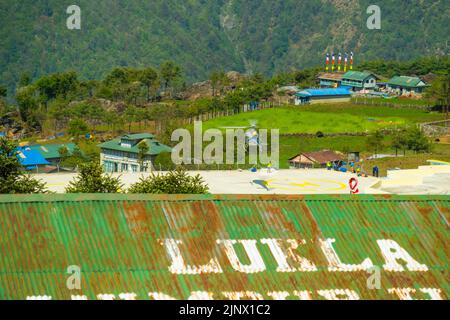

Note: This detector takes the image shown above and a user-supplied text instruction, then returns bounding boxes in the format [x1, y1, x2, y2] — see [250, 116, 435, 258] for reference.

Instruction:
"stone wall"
[420, 120, 450, 137]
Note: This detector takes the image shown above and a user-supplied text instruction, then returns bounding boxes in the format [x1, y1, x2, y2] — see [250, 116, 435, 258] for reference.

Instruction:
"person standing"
[373, 165, 379, 177]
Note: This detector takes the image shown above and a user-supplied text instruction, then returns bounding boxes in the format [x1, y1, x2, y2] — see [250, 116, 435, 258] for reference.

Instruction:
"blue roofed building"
[294, 88, 352, 105]
[28, 143, 77, 164]
[16, 147, 50, 171]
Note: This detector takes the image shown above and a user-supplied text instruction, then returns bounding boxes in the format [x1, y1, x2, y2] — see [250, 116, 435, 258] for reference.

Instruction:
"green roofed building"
[98, 133, 172, 173]
[387, 76, 429, 94]
[0, 194, 448, 300]
[341, 71, 379, 91]
[28, 143, 77, 164]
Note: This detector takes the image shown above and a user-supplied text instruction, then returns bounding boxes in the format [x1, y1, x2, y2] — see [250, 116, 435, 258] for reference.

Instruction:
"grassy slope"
[202, 103, 448, 172]
[202, 104, 443, 134]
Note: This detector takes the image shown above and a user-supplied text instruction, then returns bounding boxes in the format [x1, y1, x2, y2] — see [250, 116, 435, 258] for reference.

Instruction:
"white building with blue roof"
[294, 88, 352, 105]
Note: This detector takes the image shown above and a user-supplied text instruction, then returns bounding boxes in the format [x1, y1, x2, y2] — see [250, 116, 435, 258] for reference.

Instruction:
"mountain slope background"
[0, 0, 449, 94]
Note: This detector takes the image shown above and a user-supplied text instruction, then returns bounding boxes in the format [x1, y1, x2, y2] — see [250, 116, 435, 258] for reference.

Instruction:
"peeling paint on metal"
[0, 194, 448, 300]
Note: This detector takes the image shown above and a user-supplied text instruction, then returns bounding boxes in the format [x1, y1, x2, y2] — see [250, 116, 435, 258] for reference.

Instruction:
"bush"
[65, 162, 123, 193]
[405, 127, 431, 153]
[0, 138, 47, 194]
[128, 168, 209, 194]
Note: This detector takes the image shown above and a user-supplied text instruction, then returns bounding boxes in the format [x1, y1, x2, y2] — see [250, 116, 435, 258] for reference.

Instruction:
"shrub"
[0, 138, 47, 194]
[128, 168, 209, 194]
[65, 162, 123, 193]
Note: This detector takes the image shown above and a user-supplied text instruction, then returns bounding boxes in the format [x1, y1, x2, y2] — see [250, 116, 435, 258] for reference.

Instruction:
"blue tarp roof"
[295, 88, 351, 98]
[16, 147, 50, 167]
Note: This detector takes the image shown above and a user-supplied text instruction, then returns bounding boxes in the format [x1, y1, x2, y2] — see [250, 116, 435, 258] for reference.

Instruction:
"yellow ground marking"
[265, 178, 347, 191]
[46, 183, 66, 187]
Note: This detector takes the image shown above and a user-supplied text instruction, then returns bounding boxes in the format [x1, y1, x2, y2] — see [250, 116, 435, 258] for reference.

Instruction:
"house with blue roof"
[16, 147, 50, 171]
[28, 143, 77, 164]
[294, 88, 352, 105]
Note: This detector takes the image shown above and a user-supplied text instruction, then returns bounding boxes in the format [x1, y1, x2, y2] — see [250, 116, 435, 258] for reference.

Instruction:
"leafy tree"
[18, 72, 31, 88]
[209, 71, 230, 97]
[128, 168, 209, 194]
[124, 105, 138, 133]
[137, 140, 149, 172]
[126, 81, 142, 105]
[0, 85, 6, 98]
[405, 127, 431, 153]
[34, 72, 79, 108]
[426, 74, 450, 122]
[71, 102, 105, 130]
[68, 118, 89, 139]
[78, 80, 99, 98]
[58, 146, 69, 163]
[139, 67, 158, 102]
[66, 162, 123, 193]
[105, 67, 130, 85]
[391, 130, 408, 156]
[0, 138, 47, 194]
[160, 61, 182, 97]
[366, 130, 384, 156]
[61, 146, 88, 169]
[15, 85, 38, 122]
[209, 71, 223, 97]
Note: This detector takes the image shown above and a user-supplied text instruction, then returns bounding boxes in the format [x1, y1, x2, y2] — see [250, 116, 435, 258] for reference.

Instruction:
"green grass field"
[201, 103, 448, 172]
[352, 97, 431, 106]
[202, 104, 443, 134]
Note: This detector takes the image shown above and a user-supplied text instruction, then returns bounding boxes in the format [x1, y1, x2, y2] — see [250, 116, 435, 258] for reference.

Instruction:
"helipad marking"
[265, 178, 347, 192]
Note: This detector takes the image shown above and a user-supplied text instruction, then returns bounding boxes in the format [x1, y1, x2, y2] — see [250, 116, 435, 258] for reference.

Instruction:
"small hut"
[289, 150, 344, 169]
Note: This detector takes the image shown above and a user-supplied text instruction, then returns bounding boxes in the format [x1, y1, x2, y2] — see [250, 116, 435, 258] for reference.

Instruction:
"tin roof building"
[16, 147, 50, 170]
[341, 71, 379, 91]
[289, 150, 344, 168]
[317, 72, 344, 88]
[98, 133, 172, 173]
[294, 88, 352, 105]
[28, 143, 77, 164]
[387, 76, 429, 94]
[0, 194, 447, 300]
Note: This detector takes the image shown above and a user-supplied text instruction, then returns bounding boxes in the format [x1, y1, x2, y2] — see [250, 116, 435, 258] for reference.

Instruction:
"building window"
[121, 163, 128, 172]
[131, 164, 138, 172]
[103, 161, 115, 173]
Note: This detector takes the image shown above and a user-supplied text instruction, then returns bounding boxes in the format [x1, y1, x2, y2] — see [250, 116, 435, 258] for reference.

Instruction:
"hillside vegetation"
[1, 0, 449, 94]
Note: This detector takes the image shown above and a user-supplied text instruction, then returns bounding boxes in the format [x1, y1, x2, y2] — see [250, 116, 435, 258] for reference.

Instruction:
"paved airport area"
[34, 165, 450, 195]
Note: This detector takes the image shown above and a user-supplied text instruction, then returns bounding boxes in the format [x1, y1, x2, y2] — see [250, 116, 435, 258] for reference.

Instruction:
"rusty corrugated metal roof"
[0, 194, 448, 300]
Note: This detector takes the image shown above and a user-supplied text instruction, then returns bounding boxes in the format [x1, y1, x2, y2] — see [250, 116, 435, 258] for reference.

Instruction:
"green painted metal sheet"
[0, 194, 448, 300]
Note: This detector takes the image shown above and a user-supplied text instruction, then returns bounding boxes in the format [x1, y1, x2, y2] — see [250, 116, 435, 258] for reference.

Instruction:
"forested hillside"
[1, 0, 449, 96]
